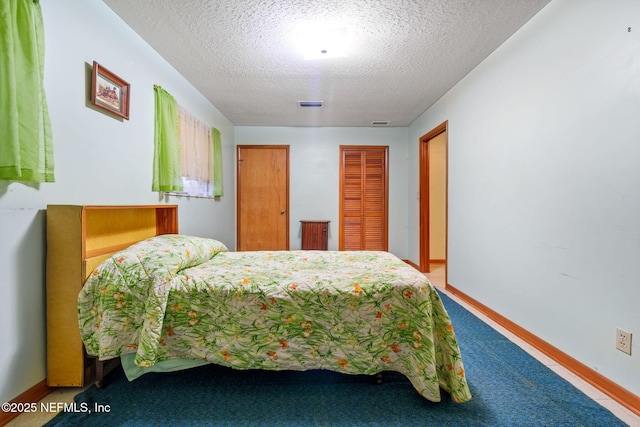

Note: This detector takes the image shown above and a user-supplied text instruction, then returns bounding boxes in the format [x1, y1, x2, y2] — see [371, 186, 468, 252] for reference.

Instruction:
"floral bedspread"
[78, 234, 471, 403]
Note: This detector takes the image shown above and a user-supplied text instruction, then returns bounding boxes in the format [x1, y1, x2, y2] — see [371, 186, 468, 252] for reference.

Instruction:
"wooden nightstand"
[300, 220, 330, 250]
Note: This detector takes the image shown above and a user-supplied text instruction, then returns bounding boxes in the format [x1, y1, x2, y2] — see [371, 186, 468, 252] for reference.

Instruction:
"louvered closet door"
[339, 146, 388, 251]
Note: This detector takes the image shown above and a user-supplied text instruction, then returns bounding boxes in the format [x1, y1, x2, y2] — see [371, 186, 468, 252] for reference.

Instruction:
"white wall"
[0, 0, 235, 403]
[234, 127, 409, 255]
[408, 0, 640, 395]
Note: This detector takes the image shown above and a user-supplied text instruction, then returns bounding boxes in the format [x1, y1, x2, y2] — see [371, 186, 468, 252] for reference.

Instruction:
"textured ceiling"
[103, 0, 551, 127]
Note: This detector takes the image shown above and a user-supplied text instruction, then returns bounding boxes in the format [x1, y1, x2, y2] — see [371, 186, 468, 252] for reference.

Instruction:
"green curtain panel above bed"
[152, 85, 183, 192]
[0, 0, 54, 182]
[212, 127, 223, 197]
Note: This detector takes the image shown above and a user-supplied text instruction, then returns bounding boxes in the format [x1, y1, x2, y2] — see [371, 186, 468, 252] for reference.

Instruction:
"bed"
[77, 233, 472, 403]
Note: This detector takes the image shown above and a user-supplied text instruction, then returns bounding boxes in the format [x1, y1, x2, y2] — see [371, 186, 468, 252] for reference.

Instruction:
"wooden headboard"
[46, 205, 178, 387]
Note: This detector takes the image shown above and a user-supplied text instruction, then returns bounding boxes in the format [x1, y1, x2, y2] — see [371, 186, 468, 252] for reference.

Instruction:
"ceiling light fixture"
[295, 24, 350, 60]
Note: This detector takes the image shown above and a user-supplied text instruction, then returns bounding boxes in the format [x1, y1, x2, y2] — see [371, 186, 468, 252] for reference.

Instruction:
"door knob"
[280, 209, 286, 215]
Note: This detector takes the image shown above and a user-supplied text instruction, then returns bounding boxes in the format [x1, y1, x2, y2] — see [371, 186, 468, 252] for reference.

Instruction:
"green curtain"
[212, 128, 223, 197]
[0, 0, 54, 182]
[152, 86, 182, 192]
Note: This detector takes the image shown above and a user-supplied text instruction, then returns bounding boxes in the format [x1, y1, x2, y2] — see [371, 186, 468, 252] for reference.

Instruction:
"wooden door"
[339, 146, 388, 251]
[237, 145, 289, 250]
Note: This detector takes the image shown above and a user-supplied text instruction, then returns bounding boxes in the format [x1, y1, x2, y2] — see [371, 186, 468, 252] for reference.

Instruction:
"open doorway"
[419, 121, 448, 286]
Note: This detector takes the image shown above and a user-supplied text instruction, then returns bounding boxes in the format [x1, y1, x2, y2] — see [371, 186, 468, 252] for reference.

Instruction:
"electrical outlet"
[616, 328, 632, 355]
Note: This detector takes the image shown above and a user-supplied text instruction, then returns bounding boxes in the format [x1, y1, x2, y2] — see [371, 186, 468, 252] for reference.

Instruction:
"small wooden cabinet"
[300, 220, 330, 250]
[46, 205, 178, 386]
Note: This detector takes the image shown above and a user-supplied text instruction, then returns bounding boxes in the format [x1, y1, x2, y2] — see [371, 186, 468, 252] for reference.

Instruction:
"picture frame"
[91, 61, 130, 120]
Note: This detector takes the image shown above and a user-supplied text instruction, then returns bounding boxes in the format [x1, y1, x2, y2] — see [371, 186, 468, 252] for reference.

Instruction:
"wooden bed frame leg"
[95, 359, 104, 389]
[92, 357, 120, 389]
[375, 372, 383, 385]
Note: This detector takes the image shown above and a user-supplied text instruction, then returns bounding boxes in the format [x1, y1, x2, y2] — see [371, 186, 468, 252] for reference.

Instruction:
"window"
[175, 107, 215, 198]
[153, 85, 223, 198]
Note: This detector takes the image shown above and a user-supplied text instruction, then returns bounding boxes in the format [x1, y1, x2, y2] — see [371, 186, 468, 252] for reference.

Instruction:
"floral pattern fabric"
[78, 234, 471, 403]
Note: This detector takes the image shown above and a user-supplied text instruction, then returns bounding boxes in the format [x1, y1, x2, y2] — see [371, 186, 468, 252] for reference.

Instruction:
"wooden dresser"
[300, 220, 330, 250]
[45, 205, 178, 386]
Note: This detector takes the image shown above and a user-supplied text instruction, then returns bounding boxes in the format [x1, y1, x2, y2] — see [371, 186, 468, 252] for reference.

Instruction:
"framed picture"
[91, 61, 130, 120]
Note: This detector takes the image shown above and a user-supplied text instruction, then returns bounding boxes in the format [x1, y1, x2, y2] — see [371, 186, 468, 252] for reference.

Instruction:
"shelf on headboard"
[83, 205, 178, 258]
[85, 242, 142, 259]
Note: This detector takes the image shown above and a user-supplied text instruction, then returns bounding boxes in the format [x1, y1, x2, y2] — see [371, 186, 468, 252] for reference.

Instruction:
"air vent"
[298, 101, 324, 108]
[371, 121, 390, 126]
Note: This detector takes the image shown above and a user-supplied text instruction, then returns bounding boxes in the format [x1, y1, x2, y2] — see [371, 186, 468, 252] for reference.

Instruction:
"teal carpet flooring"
[46, 293, 626, 426]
